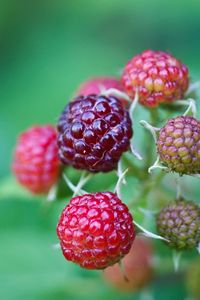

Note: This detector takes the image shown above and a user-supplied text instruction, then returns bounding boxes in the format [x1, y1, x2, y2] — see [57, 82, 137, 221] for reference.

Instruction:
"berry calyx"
[122, 50, 189, 107]
[57, 192, 135, 270]
[12, 125, 60, 194]
[103, 237, 153, 292]
[157, 116, 200, 175]
[57, 95, 133, 172]
[156, 198, 200, 250]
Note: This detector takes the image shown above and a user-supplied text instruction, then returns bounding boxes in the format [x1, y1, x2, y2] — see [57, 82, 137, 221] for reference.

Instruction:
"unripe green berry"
[156, 199, 200, 250]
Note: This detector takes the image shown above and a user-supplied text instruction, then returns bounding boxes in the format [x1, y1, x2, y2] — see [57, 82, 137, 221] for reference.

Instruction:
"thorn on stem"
[130, 144, 143, 160]
[47, 184, 57, 202]
[129, 90, 139, 116]
[133, 220, 169, 242]
[117, 159, 126, 184]
[101, 88, 131, 103]
[140, 120, 160, 143]
[114, 168, 129, 199]
[172, 250, 182, 272]
[63, 171, 91, 197]
[172, 98, 197, 118]
[148, 156, 168, 173]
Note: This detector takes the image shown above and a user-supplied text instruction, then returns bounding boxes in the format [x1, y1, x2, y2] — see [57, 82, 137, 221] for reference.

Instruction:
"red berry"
[12, 125, 60, 194]
[122, 50, 189, 107]
[57, 192, 135, 270]
[57, 95, 133, 172]
[103, 237, 153, 292]
[76, 77, 127, 106]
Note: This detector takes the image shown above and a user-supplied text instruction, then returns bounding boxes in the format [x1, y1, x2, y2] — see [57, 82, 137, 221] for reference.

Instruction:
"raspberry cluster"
[12, 49, 200, 279]
[57, 192, 135, 269]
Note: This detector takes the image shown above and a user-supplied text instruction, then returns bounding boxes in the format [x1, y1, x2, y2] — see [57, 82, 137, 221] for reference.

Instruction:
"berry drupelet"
[57, 94, 133, 172]
[157, 116, 200, 175]
[57, 192, 135, 270]
[122, 50, 189, 107]
[157, 198, 200, 250]
[12, 125, 60, 194]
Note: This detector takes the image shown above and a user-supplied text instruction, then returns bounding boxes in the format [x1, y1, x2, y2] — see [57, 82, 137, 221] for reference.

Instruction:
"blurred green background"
[1, 0, 200, 299]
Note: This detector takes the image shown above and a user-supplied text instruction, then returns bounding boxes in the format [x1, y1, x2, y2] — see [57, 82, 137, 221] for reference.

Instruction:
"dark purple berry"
[57, 95, 133, 172]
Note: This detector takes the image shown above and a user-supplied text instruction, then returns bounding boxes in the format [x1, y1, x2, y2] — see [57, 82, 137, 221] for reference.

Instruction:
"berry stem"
[117, 159, 127, 184]
[132, 170, 166, 208]
[176, 176, 182, 199]
[172, 250, 182, 272]
[123, 155, 145, 180]
[47, 184, 57, 202]
[114, 168, 129, 198]
[101, 88, 131, 103]
[149, 108, 160, 126]
[62, 173, 87, 196]
[133, 219, 169, 242]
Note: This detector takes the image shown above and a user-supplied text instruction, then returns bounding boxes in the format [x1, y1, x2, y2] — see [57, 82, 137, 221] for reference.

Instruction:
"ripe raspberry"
[103, 237, 153, 292]
[12, 125, 60, 194]
[57, 95, 132, 172]
[186, 259, 200, 300]
[156, 198, 200, 250]
[122, 50, 189, 107]
[56, 192, 135, 270]
[157, 116, 200, 175]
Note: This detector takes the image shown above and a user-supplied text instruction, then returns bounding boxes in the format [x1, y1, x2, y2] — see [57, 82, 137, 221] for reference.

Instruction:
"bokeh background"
[1, 0, 200, 299]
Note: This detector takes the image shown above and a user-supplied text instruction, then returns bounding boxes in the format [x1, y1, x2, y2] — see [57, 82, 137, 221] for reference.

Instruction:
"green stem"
[129, 169, 166, 210]
[123, 154, 145, 180]
[142, 108, 159, 176]
[150, 108, 159, 126]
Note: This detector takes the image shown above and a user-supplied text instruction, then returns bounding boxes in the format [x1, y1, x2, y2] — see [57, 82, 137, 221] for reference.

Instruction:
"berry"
[76, 76, 124, 97]
[103, 237, 153, 292]
[157, 116, 200, 175]
[186, 258, 200, 300]
[56, 192, 135, 270]
[12, 125, 60, 194]
[156, 198, 200, 250]
[57, 95, 133, 172]
[122, 50, 189, 107]
[76, 77, 128, 107]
